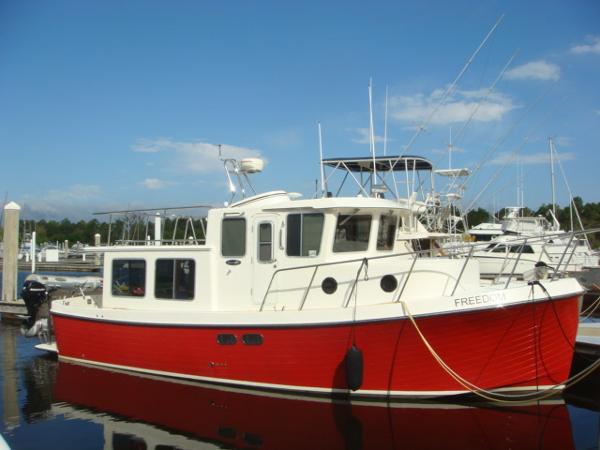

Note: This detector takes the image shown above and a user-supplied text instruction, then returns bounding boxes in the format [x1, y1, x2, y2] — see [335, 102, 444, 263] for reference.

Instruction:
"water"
[0, 271, 599, 449]
[0, 324, 598, 450]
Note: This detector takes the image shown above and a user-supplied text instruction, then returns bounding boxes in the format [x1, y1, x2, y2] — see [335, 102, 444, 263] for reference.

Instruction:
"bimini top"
[322, 155, 433, 172]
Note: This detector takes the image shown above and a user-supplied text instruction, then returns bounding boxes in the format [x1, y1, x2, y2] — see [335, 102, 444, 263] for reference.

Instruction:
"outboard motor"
[21, 279, 49, 336]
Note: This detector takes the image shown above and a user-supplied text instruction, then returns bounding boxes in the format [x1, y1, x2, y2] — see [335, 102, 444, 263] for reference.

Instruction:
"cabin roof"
[322, 155, 433, 172]
[261, 195, 410, 212]
[222, 191, 412, 213]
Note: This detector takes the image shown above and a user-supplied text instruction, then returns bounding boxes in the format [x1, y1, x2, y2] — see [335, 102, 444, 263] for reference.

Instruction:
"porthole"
[242, 334, 264, 345]
[322, 277, 338, 294]
[380, 275, 398, 293]
[217, 334, 237, 345]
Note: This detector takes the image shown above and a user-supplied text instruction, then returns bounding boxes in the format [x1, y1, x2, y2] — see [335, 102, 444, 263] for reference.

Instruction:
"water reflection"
[20, 357, 577, 450]
[21, 355, 57, 423]
[565, 354, 600, 412]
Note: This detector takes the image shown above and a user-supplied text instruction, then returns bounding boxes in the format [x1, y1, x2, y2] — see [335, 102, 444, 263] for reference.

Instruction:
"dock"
[0, 299, 27, 316]
[576, 321, 600, 357]
[0, 259, 101, 273]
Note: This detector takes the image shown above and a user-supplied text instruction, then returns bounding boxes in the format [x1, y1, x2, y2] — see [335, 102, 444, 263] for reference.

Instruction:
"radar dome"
[240, 158, 264, 173]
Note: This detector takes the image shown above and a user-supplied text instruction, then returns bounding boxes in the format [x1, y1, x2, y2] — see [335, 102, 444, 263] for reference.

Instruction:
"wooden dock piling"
[1, 202, 20, 302]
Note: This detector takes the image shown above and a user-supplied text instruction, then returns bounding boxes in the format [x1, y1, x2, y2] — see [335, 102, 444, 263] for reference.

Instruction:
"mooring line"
[400, 300, 600, 404]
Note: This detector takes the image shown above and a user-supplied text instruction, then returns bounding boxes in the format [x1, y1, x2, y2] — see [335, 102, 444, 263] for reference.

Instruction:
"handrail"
[552, 232, 575, 280]
[394, 253, 418, 302]
[298, 266, 319, 311]
[257, 227, 600, 312]
[504, 238, 527, 288]
[343, 258, 369, 308]
[115, 238, 206, 246]
[562, 242, 579, 272]
[258, 247, 444, 311]
[451, 245, 474, 296]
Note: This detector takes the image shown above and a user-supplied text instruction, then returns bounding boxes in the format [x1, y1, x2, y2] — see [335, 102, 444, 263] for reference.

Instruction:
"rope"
[399, 298, 600, 404]
[580, 292, 600, 319]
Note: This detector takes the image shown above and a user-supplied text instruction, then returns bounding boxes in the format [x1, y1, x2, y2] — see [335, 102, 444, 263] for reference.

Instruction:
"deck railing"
[258, 228, 600, 312]
[259, 248, 433, 312]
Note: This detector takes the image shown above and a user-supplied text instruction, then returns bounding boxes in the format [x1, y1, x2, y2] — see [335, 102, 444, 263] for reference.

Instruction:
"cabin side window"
[509, 245, 534, 254]
[222, 218, 246, 257]
[286, 213, 324, 257]
[155, 259, 195, 300]
[333, 215, 372, 252]
[258, 222, 274, 262]
[112, 259, 146, 297]
[377, 214, 397, 251]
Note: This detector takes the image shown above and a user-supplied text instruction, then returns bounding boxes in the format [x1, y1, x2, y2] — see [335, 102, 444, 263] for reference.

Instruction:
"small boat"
[24, 273, 103, 291]
[37, 156, 584, 399]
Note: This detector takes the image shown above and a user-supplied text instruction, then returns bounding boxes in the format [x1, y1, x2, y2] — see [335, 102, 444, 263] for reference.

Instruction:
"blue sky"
[1, 0, 599, 219]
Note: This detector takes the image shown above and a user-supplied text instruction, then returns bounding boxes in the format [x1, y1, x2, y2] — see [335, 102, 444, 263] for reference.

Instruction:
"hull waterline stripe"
[58, 354, 564, 398]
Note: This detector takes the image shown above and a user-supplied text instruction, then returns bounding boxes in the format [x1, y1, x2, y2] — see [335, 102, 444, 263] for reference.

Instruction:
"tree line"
[2, 197, 600, 247]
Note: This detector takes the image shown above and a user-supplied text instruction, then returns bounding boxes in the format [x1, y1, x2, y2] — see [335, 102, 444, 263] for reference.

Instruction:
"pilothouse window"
[333, 215, 372, 252]
[286, 213, 324, 257]
[222, 218, 246, 257]
[377, 215, 397, 251]
[112, 259, 146, 297]
[155, 259, 195, 300]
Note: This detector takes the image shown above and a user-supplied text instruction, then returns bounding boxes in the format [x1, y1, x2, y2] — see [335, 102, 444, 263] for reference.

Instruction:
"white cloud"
[389, 89, 515, 126]
[556, 136, 573, 147]
[504, 60, 560, 81]
[140, 178, 168, 189]
[351, 127, 388, 144]
[132, 139, 265, 173]
[490, 152, 576, 165]
[570, 36, 600, 55]
[44, 184, 102, 202]
[19, 184, 102, 218]
[131, 139, 165, 153]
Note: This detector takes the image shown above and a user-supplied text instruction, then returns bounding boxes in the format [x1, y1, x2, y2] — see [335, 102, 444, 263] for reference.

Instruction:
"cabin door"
[218, 216, 253, 307]
[252, 214, 281, 305]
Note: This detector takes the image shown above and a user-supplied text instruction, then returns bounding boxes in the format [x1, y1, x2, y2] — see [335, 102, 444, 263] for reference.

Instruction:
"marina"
[1, 2, 600, 449]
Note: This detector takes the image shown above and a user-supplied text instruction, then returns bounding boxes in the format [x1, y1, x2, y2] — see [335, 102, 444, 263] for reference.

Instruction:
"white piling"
[1, 202, 20, 302]
[94, 233, 101, 265]
[31, 231, 36, 274]
[154, 213, 162, 246]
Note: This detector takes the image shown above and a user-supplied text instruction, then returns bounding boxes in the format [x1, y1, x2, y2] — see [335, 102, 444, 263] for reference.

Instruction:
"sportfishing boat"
[35, 156, 584, 398]
[464, 208, 600, 287]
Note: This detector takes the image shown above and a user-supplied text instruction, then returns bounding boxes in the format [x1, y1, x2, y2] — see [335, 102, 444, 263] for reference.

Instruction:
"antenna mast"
[383, 85, 389, 156]
[318, 122, 326, 197]
[368, 78, 377, 191]
[448, 127, 453, 169]
[549, 137, 557, 219]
